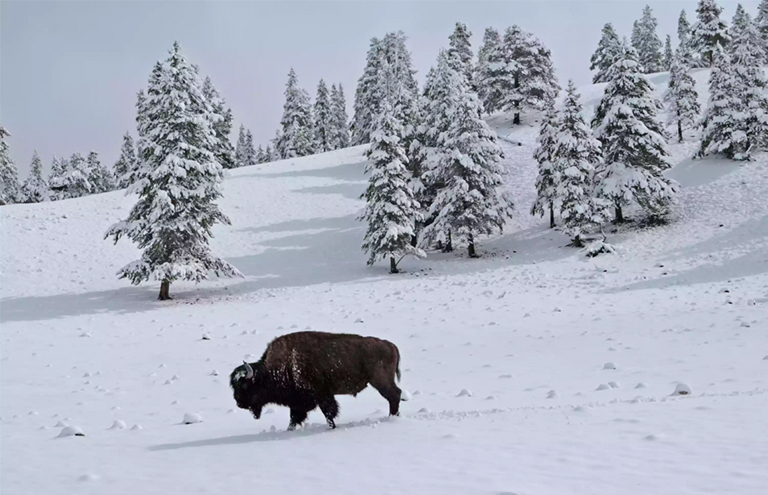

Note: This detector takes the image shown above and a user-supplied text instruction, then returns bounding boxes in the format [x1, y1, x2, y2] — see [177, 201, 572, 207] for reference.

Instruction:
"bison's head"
[229, 361, 265, 418]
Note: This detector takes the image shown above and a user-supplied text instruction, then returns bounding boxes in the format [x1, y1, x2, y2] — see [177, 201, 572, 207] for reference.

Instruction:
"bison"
[230, 331, 403, 430]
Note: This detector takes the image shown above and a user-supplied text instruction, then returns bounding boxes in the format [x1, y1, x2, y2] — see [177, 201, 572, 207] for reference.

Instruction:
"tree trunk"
[444, 231, 453, 253]
[615, 205, 624, 224]
[572, 235, 583, 248]
[677, 120, 683, 143]
[513, 112, 521, 125]
[709, 52, 713, 68]
[158, 280, 171, 300]
[549, 203, 555, 229]
[389, 256, 399, 274]
[468, 233, 478, 258]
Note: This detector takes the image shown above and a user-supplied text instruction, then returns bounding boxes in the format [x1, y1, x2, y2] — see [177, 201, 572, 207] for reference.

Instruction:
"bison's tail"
[395, 345, 401, 382]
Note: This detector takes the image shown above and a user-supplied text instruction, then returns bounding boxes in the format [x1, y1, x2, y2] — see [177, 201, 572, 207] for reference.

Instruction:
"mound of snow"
[182, 413, 202, 425]
[57, 426, 85, 438]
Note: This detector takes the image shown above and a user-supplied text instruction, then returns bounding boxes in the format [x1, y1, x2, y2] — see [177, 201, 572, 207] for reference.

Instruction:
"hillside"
[1, 72, 768, 495]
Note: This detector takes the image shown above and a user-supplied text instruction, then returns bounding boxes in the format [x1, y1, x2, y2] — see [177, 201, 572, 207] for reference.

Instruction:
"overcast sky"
[1, 0, 760, 174]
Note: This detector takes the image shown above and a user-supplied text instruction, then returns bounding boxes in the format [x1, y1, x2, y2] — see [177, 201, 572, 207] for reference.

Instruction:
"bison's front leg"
[318, 397, 340, 429]
[288, 407, 309, 431]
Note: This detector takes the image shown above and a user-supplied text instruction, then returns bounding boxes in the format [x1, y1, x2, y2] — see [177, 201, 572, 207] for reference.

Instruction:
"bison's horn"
[243, 361, 254, 380]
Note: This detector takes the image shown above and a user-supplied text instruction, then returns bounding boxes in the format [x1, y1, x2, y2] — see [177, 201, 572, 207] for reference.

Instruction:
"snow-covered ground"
[2, 72, 768, 495]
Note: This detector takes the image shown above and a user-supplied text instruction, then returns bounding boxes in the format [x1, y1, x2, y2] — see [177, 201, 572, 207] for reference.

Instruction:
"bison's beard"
[249, 404, 263, 419]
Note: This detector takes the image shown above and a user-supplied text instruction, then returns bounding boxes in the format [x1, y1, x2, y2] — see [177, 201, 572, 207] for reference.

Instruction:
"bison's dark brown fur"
[230, 331, 402, 430]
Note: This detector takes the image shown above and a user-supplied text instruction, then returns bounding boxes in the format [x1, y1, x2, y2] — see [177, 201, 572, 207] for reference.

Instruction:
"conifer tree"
[87, 151, 115, 193]
[359, 98, 424, 273]
[690, 0, 730, 67]
[531, 101, 560, 228]
[50, 153, 92, 199]
[0, 126, 21, 205]
[235, 125, 248, 167]
[21, 151, 48, 203]
[475, 27, 502, 112]
[699, 51, 746, 159]
[631, 5, 664, 73]
[254, 145, 265, 164]
[553, 82, 611, 247]
[663, 54, 700, 143]
[244, 130, 257, 167]
[106, 42, 241, 300]
[330, 84, 350, 149]
[265, 144, 278, 162]
[202, 76, 237, 170]
[677, 10, 695, 66]
[757, 0, 768, 62]
[448, 22, 474, 86]
[422, 51, 513, 258]
[114, 132, 138, 188]
[275, 68, 315, 158]
[663, 35, 674, 71]
[48, 156, 66, 201]
[313, 79, 333, 153]
[590, 23, 623, 84]
[592, 40, 677, 223]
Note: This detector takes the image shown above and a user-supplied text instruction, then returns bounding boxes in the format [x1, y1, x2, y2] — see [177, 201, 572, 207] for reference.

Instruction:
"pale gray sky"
[1, 0, 759, 175]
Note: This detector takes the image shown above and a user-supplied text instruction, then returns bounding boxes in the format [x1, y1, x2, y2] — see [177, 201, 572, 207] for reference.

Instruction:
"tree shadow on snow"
[229, 161, 368, 182]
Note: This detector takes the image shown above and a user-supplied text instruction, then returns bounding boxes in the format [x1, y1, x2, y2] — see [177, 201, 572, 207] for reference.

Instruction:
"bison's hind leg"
[288, 407, 310, 431]
[318, 397, 340, 429]
[371, 380, 402, 417]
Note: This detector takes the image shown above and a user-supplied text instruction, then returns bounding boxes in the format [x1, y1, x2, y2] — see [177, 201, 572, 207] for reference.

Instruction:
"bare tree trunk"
[615, 205, 624, 224]
[678, 120, 683, 143]
[513, 112, 521, 125]
[443, 231, 453, 252]
[389, 256, 399, 274]
[468, 233, 478, 258]
[158, 280, 171, 300]
[572, 235, 583, 248]
[549, 203, 555, 228]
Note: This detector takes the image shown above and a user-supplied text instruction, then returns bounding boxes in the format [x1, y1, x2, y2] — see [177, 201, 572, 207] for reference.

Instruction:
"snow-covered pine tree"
[448, 22, 474, 87]
[498, 26, 560, 125]
[553, 81, 611, 247]
[351, 33, 419, 145]
[531, 101, 561, 228]
[592, 40, 677, 223]
[265, 144, 278, 162]
[475, 27, 503, 112]
[47, 156, 66, 201]
[244, 130, 257, 167]
[50, 153, 92, 200]
[700, 5, 768, 160]
[631, 5, 664, 73]
[313, 79, 333, 153]
[690, 0, 730, 67]
[255, 145, 267, 164]
[86, 151, 115, 193]
[202, 76, 237, 170]
[20, 151, 48, 203]
[677, 9, 696, 66]
[757, 0, 768, 62]
[663, 35, 674, 71]
[275, 68, 315, 159]
[422, 50, 513, 258]
[330, 83, 350, 149]
[359, 97, 424, 273]
[590, 23, 623, 84]
[113, 132, 137, 188]
[105, 41, 241, 300]
[0, 125, 21, 205]
[663, 54, 700, 143]
[235, 125, 248, 168]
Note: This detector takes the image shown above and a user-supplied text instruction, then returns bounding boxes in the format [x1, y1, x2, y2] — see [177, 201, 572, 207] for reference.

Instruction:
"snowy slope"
[2, 71, 768, 495]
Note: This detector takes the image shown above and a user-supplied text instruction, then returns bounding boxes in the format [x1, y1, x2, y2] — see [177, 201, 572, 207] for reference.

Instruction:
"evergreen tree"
[757, 0, 768, 62]
[265, 144, 278, 162]
[359, 98, 424, 273]
[114, 132, 138, 188]
[105, 42, 241, 300]
[497, 26, 560, 124]
[553, 82, 611, 247]
[244, 130, 257, 167]
[531, 101, 561, 228]
[631, 5, 664, 73]
[330, 83, 350, 149]
[313, 79, 333, 153]
[592, 40, 677, 222]
[448, 22, 474, 86]
[48, 156, 66, 201]
[275, 68, 315, 158]
[50, 153, 92, 199]
[690, 0, 730, 67]
[0, 125, 21, 205]
[21, 151, 48, 203]
[475, 27, 503, 112]
[202, 76, 237, 170]
[663, 35, 674, 71]
[701, 6, 768, 160]
[590, 23, 623, 84]
[677, 10, 695, 66]
[87, 151, 115, 193]
[422, 51, 513, 258]
[235, 125, 248, 167]
[663, 54, 701, 143]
